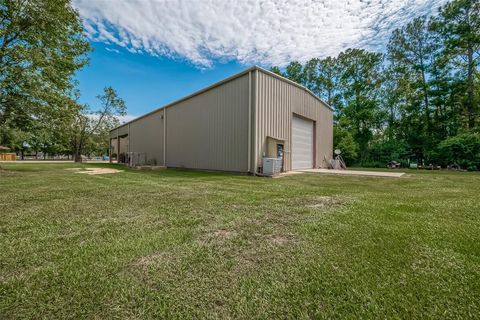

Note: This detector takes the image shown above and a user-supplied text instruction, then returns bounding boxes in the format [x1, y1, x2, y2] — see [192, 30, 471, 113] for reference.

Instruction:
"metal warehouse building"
[109, 66, 333, 174]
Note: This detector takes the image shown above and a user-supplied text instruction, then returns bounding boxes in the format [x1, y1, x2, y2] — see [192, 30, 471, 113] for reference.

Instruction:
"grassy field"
[1, 163, 479, 319]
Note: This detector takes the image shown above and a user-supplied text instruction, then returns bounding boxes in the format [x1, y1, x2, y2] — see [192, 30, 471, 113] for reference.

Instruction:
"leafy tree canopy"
[0, 0, 90, 150]
[271, 0, 479, 169]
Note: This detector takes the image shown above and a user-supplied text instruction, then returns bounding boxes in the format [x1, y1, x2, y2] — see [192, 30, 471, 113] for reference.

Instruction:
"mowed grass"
[1, 164, 479, 319]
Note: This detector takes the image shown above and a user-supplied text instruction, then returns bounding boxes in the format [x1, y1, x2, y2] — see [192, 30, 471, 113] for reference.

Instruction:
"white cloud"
[105, 47, 120, 54]
[74, 0, 448, 67]
[88, 114, 138, 124]
[118, 114, 138, 124]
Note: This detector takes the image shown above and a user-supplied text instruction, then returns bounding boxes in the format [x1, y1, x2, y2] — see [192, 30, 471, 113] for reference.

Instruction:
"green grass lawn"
[1, 164, 479, 319]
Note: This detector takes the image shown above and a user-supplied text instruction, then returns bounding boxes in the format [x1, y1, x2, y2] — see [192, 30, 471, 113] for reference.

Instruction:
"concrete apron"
[296, 168, 405, 178]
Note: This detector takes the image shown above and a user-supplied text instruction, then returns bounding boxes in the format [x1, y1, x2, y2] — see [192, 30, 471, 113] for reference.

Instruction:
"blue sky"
[73, 0, 447, 121]
[76, 43, 247, 119]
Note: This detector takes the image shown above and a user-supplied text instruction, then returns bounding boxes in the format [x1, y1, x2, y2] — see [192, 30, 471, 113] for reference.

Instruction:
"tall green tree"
[431, 0, 480, 129]
[302, 58, 319, 92]
[387, 17, 441, 161]
[0, 0, 90, 150]
[314, 57, 341, 107]
[270, 66, 283, 76]
[302, 57, 341, 107]
[72, 87, 126, 162]
[284, 61, 305, 85]
[388, 17, 438, 131]
[336, 49, 384, 161]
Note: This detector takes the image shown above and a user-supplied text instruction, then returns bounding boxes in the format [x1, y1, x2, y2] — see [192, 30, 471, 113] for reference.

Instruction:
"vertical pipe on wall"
[127, 123, 131, 166]
[253, 70, 258, 174]
[163, 108, 167, 166]
[247, 71, 251, 173]
[116, 129, 120, 164]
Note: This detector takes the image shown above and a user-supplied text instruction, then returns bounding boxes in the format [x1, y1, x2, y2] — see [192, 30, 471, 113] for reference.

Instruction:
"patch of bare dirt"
[233, 233, 300, 272]
[268, 233, 298, 245]
[132, 251, 169, 270]
[297, 195, 350, 209]
[0, 168, 22, 176]
[197, 229, 236, 245]
[74, 167, 123, 175]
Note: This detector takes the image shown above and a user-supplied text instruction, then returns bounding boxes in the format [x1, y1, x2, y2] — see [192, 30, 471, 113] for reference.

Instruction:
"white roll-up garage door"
[292, 115, 314, 170]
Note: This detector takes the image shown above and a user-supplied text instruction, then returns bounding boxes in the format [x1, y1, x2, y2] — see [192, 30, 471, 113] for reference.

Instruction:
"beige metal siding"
[109, 125, 128, 138]
[108, 66, 332, 173]
[254, 70, 333, 171]
[128, 110, 164, 165]
[166, 74, 250, 172]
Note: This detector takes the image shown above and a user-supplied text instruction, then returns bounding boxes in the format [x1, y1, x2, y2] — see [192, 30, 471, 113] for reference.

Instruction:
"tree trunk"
[389, 104, 395, 140]
[466, 46, 475, 128]
[74, 138, 84, 163]
[74, 152, 83, 163]
[419, 59, 431, 129]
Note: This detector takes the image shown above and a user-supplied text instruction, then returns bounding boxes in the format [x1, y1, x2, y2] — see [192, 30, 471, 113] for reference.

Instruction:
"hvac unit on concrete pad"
[263, 157, 282, 176]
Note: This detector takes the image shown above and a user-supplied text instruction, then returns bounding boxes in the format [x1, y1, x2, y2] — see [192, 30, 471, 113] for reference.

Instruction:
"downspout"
[253, 70, 258, 175]
[128, 123, 130, 166]
[116, 128, 120, 163]
[163, 108, 167, 166]
[247, 71, 251, 173]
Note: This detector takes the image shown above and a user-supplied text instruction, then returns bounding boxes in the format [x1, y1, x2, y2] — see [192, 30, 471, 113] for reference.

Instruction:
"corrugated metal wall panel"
[109, 125, 129, 138]
[129, 110, 164, 165]
[109, 67, 331, 173]
[166, 74, 249, 172]
[254, 70, 333, 171]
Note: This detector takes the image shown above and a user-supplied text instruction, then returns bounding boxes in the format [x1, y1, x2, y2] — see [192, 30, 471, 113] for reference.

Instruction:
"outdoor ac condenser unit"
[263, 158, 282, 176]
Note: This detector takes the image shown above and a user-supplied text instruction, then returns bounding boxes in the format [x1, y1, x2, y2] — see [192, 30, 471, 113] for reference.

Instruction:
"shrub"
[369, 140, 408, 164]
[357, 161, 385, 168]
[334, 127, 359, 165]
[436, 133, 480, 170]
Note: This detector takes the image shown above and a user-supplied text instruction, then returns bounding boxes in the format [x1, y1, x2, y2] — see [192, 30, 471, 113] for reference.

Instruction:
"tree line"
[271, 0, 480, 170]
[0, 0, 125, 162]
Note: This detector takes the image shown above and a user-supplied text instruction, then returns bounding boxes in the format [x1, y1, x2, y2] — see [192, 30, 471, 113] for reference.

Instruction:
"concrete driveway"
[297, 168, 405, 178]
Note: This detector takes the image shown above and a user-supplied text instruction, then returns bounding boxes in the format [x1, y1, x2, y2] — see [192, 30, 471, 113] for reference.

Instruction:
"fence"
[0, 153, 16, 161]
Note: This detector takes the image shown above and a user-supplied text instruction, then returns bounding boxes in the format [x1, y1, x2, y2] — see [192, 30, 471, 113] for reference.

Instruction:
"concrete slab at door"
[298, 169, 405, 178]
[292, 115, 314, 170]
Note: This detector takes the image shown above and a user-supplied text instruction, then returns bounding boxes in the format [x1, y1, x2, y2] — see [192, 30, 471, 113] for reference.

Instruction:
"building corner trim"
[163, 108, 167, 166]
[247, 71, 252, 173]
[253, 70, 258, 174]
